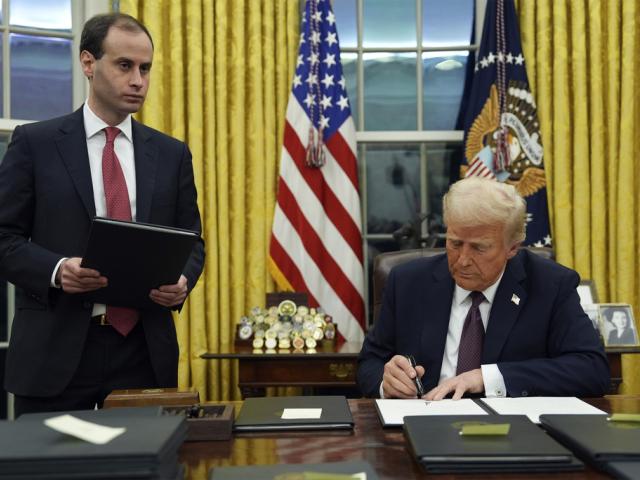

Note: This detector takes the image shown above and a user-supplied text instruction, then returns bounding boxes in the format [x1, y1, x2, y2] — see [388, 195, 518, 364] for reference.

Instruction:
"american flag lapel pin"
[511, 294, 520, 306]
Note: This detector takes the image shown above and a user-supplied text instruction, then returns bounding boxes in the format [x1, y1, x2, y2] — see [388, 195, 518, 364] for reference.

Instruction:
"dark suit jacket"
[357, 250, 610, 398]
[0, 108, 205, 397]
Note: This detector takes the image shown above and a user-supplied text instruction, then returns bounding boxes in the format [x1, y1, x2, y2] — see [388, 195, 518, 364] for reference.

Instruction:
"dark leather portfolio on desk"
[404, 415, 583, 473]
[234, 395, 354, 431]
[80, 217, 199, 309]
[210, 460, 378, 480]
[540, 414, 640, 464]
[3, 409, 187, 479]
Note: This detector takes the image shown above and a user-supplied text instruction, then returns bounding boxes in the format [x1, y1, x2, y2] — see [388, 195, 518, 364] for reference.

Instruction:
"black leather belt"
[91, 314, 111, 326]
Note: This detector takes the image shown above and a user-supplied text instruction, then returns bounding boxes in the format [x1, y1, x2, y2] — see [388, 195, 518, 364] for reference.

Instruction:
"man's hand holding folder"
[78, 217, 200, 309]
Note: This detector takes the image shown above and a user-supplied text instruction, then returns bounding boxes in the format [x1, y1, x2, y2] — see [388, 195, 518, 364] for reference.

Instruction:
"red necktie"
[102, 126, 139, 336]
[456, 291, 485, 375]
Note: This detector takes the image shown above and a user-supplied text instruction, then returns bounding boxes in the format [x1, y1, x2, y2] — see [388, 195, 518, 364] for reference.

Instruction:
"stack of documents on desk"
[540, 414, 640, 479]
[375, 398, 488, 426]
[234, 395, 353, 431]
[0, 407, 187, 479]
[481, 396, 607, 423]
[403, 415, 583, 473]
[210, 460, 378, 479]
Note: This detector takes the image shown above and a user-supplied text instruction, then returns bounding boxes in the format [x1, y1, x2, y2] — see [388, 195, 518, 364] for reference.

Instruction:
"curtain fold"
[515, 0, 640, 393]
[119, 0, 299, 400]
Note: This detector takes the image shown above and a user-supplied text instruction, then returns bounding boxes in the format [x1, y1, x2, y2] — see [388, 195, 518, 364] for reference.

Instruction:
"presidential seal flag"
[461, 0, 551, 247]
[269, 0, 365, 342]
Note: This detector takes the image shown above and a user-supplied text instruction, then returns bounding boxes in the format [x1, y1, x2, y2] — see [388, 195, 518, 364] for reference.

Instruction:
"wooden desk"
[202, 345, 629, 397]
[201, 342, 361, 398]
[179, 396, 639, 480]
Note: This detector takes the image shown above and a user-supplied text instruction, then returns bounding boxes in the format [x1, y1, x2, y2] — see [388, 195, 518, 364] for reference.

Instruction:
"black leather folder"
[0, 411, 187, 479]
[403, 415, 582, 473]
[80, 217, 199, 309]
[540, 414, 640, 465]
[209, 460, 378, 480]
[606, 461, 640, 480]
[234, 396, 354, 431]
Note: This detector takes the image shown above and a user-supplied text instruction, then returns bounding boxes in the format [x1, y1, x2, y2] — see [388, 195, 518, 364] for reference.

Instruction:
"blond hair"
[443, 177, 526, 244]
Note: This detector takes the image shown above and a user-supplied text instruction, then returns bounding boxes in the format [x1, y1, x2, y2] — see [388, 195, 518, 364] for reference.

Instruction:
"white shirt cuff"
[379, 380, 385, 399]
[50, 258, 67, 288]
[481, 363, 507, 397]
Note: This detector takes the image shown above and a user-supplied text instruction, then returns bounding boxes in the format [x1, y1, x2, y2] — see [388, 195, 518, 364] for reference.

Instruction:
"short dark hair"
[80, 13, 153, 59]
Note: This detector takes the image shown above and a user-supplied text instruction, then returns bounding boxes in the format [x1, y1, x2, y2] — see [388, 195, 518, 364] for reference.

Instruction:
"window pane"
[423, 0, 474, 47]
[0, 37, 3, 116]
[0, 280, 5, 342]
[363, 0, 416, 48]
[341, 52, 358, 129]
[364, 53, 417, 131]
[425, 142, 463, 238]
[423, 51, 468, 130]
[333, 0, 357, 48]
[10, 0, 71, 31]
[10, 34, 72, 121]
[0, 133, 9, 168]
[365, 144, 420, 234]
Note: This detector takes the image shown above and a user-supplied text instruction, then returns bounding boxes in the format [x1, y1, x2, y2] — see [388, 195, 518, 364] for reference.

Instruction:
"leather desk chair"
[372, 247, 554, 322]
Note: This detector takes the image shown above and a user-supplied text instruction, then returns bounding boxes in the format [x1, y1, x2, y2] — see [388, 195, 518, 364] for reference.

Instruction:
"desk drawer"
[238, 357, 357, 387]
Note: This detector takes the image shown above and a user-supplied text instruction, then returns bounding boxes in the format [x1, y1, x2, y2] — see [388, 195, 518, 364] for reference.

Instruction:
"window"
[0, 0, 90, 420]
[334, 0, 478, 324]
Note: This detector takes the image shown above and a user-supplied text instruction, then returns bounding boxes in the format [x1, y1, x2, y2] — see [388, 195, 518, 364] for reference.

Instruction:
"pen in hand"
[405, 354, 425, 397]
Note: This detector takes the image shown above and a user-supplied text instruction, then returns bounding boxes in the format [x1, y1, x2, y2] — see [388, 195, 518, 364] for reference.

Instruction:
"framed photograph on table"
[599, 304, 639, 347]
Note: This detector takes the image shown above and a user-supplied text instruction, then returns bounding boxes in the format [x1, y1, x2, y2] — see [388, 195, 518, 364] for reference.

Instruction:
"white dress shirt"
[50, 104, 137, 318]
[440, 273, 507, 397]
[380, 272, 507, 398]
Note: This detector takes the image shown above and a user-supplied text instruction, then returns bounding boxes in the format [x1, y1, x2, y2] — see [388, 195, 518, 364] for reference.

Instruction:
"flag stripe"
[269, 236, 319, 305]
[276, 178, 365, 323]
[271, 205, 364, 342]
[279, 141, 364, 294]
[285, 98, 362, 229]
[283, 120, 363, 262]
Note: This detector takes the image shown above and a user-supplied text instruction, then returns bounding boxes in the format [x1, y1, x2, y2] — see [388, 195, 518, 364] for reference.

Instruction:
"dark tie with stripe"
[102, 126, 139, 336]
[456, 291, 485, 375]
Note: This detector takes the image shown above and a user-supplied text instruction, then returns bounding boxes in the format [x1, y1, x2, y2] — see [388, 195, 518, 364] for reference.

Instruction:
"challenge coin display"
[235, 300, 337, 351]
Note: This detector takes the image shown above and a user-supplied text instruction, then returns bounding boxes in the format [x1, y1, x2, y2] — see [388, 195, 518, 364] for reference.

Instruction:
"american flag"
[269, 0, 365, 342]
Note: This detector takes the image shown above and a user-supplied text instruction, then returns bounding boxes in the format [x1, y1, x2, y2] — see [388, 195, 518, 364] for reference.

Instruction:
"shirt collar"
[83, 102, 133, 142]
[453, 269, 505, 306]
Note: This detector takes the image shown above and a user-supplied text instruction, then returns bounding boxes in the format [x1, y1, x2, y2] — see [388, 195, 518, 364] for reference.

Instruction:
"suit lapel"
[132, 120, 158, 223]
[55, 109, 96, 218]
[421, 258, 455, 388]
[483, 251, 528, 363]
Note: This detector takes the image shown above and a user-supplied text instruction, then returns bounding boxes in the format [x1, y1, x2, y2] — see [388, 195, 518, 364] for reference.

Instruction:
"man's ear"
[506, 241, 520, 259]
[80, 50, 95, 79]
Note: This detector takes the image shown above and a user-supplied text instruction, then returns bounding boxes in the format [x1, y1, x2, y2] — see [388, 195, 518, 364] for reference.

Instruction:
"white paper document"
[281, 408, 323, 419]
[481, 396, 607, 423]
[375, 399, 488, 426]
[44, 414, 126, 445]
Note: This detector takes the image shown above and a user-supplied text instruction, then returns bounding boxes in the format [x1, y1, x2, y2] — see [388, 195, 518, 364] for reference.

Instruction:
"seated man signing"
[357, 177, 609, 400]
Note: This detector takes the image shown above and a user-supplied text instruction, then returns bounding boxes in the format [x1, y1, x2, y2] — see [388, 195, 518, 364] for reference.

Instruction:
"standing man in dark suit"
[0, 13, 205, 416]
[357, 177, 609, 399]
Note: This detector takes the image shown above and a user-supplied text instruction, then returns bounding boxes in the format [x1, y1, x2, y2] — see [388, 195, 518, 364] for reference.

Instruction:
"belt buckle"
[97, 314, 108, 326]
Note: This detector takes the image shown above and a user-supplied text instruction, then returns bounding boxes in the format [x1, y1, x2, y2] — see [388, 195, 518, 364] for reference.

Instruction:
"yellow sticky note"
[459, 423, 511, 436]
[608, 414, 640, 423]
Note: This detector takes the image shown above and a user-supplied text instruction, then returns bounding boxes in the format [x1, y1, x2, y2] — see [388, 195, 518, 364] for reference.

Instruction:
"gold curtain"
[119, 0, 300, 400]
[516, 0, 640, 393]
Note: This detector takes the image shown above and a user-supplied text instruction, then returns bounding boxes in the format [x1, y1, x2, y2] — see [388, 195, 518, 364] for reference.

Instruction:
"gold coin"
[278, 299, 297, 316]
[305, 337, 317, 349]
[252, 337, 264, 349]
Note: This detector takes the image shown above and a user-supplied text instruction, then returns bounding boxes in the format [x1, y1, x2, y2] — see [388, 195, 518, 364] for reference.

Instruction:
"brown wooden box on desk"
[103, 388, 200, 408]
[162, 404, 234, 441]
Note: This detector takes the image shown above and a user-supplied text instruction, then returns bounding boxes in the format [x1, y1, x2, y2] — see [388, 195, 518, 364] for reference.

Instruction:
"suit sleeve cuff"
[50, 258, 67, 288]
[481, 364, 507, 397]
